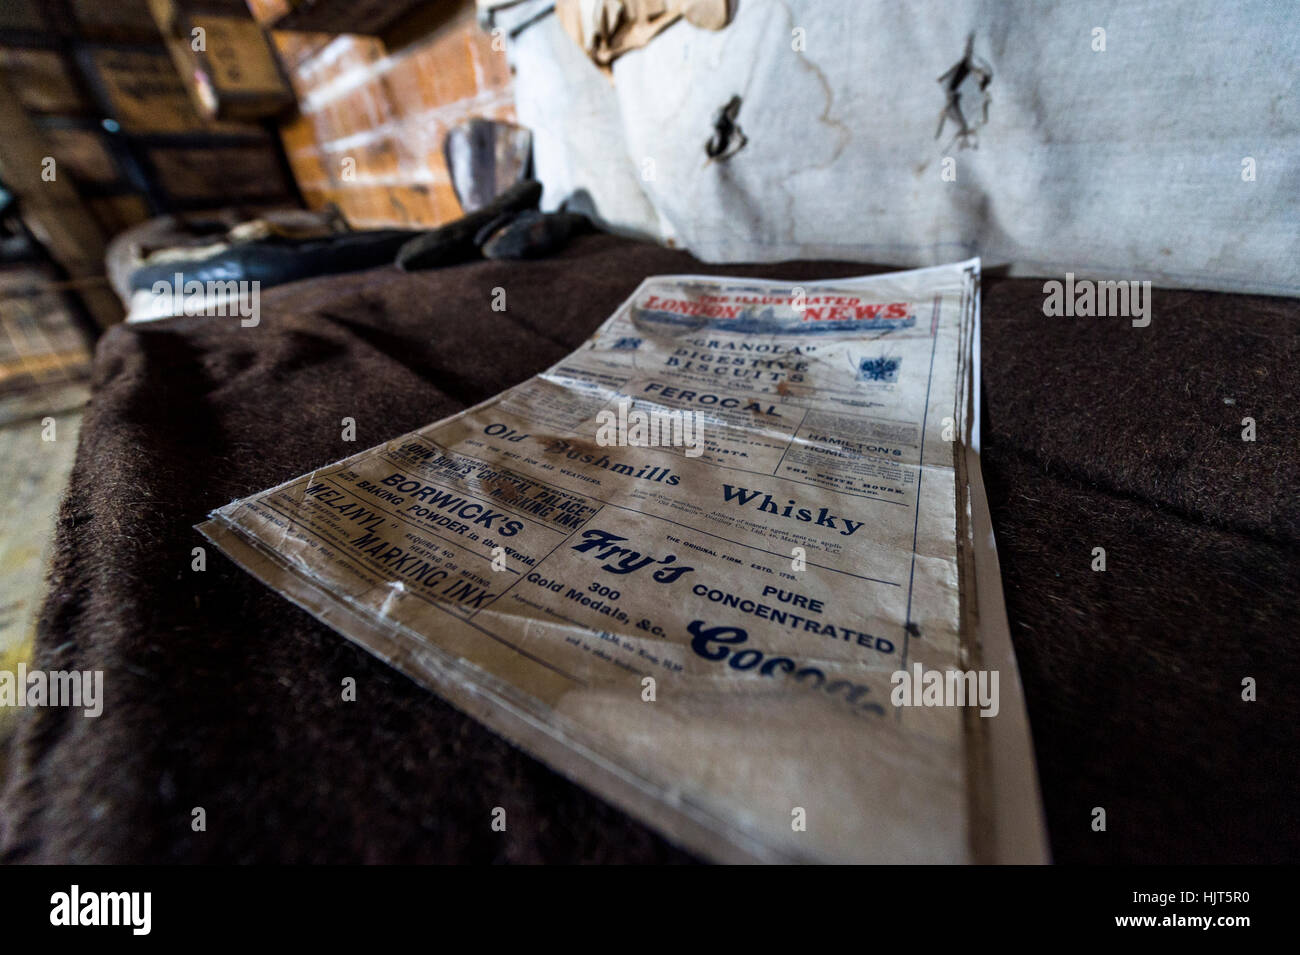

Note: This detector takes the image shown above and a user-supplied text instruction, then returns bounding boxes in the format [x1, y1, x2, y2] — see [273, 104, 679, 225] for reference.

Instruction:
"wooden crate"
[147, 142, 287, 201]
[87, 193, 152, 236]
[275, 0, 455, 43]
[0, 49, 89, 115]
[148, 0, 295, 121]
[90, 47, 215, 133]
[42, 128, 120, 184]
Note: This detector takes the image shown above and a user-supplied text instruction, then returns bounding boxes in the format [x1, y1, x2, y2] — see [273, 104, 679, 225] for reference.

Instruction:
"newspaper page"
[200, 258, 1046, 863]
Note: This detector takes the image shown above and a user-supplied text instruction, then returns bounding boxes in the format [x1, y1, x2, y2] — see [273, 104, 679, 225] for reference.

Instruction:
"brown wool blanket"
[2, 234, 1297, 863]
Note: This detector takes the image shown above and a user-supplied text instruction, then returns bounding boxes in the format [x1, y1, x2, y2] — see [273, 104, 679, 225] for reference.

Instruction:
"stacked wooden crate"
[0, 1, 299, 257]
[259, 0, 516, 229]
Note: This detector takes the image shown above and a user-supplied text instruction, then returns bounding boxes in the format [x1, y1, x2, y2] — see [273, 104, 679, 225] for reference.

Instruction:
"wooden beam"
[0, 68, 122, 327]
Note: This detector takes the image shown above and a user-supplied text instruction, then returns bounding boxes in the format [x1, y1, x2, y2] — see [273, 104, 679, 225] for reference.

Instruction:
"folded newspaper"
[200, 259, 1048, 863]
